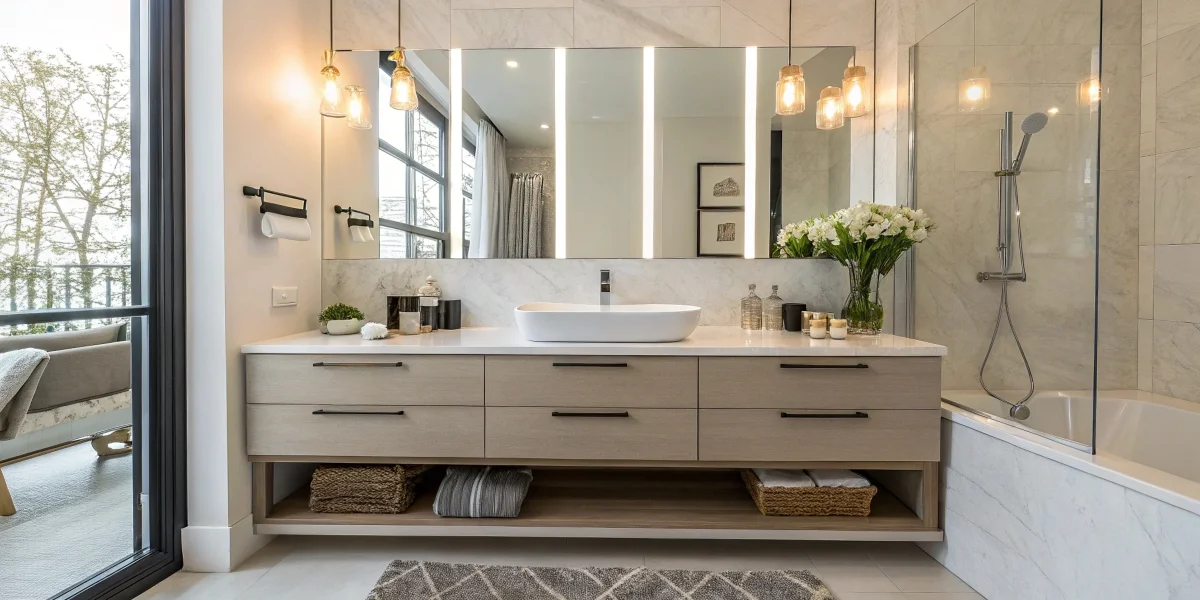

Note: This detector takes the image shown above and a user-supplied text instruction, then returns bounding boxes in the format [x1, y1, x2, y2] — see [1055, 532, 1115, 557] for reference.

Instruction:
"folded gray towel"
[433, 466, 533, 518]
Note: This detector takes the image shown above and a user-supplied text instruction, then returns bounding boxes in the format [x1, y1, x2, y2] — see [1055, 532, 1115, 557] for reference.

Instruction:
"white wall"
[184, 0, 324, 572]
[323, 51, 381, 260]
[565, 121, 640, 258]
[656, 117, 741, 258]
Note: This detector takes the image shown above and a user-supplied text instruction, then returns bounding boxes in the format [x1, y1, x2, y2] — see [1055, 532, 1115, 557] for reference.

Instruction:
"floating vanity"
[243, 327, 946, 541]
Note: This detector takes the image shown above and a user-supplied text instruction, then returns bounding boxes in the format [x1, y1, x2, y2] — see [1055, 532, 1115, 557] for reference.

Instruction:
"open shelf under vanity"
[253, 466, 942, 542]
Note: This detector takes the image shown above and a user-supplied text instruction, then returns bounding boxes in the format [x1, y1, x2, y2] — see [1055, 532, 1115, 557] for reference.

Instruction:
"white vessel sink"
[514, 303, 702, 343]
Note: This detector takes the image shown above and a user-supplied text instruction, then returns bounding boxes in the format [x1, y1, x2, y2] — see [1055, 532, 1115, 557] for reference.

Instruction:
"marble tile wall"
[902, 0, 1140, 392]
[923, 420, 1200, 598]
[332, 0, 874, 51]
[324, 258, 848, 327]
[1140, 0, 1200, 404]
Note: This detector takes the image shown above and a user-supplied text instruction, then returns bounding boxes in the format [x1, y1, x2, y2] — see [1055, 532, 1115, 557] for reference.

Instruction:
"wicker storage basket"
[742, 470, 877, 517]
[310, 464, 432, 514]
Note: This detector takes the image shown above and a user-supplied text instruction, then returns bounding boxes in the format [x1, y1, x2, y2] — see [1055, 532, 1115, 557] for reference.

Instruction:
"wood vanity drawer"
[699, 357, 940, 410]
[246, 354, 484, 406]
[246, 404, 484, 458]
[698, 409, 940, 462]
[485, 407, 697, 461]
[485, 356, 697, 408]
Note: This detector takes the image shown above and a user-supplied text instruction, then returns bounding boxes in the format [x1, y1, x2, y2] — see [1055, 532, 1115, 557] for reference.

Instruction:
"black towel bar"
[243, 185, 308, 219]
[334, 204, 375, 228]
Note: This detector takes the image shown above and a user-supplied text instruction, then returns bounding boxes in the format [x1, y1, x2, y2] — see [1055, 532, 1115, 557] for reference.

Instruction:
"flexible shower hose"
[978, 178, 1036, 419]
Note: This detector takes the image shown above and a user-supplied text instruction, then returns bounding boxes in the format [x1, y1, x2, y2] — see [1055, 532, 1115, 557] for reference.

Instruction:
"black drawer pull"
[779, 363, 869, 370]
[780, 411, 869, 419]
[551, 362, 629, 368]
[312, 361, 403, 367]
[312, 409, 405, 416]
[551, 411, 631, 418]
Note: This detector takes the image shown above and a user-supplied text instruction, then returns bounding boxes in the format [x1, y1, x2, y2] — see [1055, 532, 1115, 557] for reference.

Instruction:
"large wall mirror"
[322, 46, 868, 260]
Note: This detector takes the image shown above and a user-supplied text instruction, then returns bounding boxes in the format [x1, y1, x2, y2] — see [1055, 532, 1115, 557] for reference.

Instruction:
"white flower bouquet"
[777, 203, 934, 333]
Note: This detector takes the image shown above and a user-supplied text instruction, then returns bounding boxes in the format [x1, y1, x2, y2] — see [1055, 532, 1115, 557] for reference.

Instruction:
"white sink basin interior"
[514, 302, 702, 343]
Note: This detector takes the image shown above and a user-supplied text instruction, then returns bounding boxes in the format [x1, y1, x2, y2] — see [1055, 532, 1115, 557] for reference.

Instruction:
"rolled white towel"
[349, 225, 374, 243]
[261, 212, 312, 241]
[808, 469, 870, 488]
[753, 469, 815, 488]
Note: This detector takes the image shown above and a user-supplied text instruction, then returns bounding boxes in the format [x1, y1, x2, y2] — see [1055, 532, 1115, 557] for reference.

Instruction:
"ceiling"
[462, 49, 555, 148]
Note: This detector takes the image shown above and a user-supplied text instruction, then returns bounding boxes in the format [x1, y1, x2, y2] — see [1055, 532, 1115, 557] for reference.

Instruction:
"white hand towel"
[261, 212, 312, 241]
[753, 469, 815, 488]
[808, 469, 870, 488]
[349, 225, 374, 243]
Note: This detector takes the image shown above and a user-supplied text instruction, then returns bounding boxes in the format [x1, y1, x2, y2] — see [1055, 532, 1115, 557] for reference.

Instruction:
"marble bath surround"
[323, 258, 850, 329]
[924, 405, 1200, 599]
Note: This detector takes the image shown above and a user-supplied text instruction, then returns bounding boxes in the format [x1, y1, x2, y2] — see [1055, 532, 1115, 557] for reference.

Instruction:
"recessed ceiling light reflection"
[1047, 107, 1060, 116]
[540, 123, 550, 129]
[506, 60, 520, 68]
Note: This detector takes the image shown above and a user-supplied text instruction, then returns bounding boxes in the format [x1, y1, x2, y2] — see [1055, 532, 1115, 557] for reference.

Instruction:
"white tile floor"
[137, 537, 982, 599]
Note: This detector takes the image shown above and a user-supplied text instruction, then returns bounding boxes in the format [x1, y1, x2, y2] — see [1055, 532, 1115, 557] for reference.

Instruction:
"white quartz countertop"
[241, 327, 947, 357]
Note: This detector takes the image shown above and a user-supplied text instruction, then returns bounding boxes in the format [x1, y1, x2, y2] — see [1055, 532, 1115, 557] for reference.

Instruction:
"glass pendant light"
[345, 85, 372, 129]
[816, 86, 845, 130]
[1077, 75, 1101, 106]
[775, 0, 805, 116]
[388, 0, 418, 111]
[842, 64, 871, 118]
[319, 0, 345, 117]
[958, 12, 991, 113]
[958, 65, 992, 113]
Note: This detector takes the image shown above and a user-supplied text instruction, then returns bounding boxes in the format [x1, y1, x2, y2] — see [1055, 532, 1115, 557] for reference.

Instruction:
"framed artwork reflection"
[697, 209, 744, 257]
[697, 162, 745, 209]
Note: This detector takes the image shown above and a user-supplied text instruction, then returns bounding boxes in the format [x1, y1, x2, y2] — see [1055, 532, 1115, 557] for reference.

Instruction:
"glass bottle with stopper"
[741, 284, 763, 331]
[763, 285, 784, 331]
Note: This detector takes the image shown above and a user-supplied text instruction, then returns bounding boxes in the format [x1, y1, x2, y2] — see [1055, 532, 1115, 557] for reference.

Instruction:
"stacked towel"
[309, 464, 431, 514]
[807, 469, 871, 488]
[752, 469, 815, 488]
[433, 466, 533, 518]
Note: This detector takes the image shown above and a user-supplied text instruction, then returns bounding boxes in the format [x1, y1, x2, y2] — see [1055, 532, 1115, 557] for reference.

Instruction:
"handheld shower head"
[1021, 112, 1048, 135]
[1012, 112, 1049, 172]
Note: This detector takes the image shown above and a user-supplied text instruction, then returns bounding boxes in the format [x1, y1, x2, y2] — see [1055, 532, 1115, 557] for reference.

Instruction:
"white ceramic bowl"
[324, 319, 362, 335]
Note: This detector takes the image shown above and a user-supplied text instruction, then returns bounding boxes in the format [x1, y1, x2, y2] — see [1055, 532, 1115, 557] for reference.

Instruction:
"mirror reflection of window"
[377, 54, 450, 259]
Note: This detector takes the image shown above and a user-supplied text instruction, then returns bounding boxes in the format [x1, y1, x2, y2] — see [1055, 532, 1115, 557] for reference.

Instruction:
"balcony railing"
[3, 264, 132, 312]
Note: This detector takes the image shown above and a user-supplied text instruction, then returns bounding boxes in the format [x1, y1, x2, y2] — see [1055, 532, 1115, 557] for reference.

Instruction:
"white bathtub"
[926, 391, 1200, 599]
[943, 389, 1200, 488]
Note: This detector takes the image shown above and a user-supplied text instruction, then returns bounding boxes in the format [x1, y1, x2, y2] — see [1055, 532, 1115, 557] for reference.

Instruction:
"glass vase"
[842, 265, 884, 335]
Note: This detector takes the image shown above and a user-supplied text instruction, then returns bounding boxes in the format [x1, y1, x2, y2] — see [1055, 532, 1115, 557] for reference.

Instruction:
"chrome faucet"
[600, 270, 611, 306]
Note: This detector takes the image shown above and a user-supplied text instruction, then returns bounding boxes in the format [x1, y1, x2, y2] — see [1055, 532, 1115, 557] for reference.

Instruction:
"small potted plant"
[318, 303, 365, 335]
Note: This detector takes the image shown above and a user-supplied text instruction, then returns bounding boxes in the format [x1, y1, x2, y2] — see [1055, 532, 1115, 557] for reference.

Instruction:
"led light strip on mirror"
[744, 46, 758, 259]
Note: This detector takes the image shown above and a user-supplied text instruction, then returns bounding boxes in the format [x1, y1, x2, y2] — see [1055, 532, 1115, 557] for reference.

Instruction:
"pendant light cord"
[397, 0, 403, 46]
[787, 0, 793, 65]
[328, 0, 334, 51]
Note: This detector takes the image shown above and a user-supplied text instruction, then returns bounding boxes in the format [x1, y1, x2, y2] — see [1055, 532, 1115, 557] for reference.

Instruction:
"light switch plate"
[272, 286, 298, 307]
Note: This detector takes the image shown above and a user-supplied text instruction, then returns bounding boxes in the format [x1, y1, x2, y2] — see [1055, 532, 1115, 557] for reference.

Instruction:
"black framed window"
[376, 62, 449, 258]
[377, 56, 479, 259]
[0, 0, 186, 597]
[462, 140, 476, 258]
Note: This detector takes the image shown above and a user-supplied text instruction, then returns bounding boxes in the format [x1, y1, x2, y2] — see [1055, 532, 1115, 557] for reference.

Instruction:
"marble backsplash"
[323, 259, 849, 329]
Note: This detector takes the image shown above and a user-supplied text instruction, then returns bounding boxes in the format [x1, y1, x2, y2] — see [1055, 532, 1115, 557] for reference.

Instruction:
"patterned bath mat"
[366, 560, 834, 599]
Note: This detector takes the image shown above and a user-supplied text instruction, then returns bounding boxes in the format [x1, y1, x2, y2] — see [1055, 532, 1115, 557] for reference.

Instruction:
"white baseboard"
[182, 513, 274, 572]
